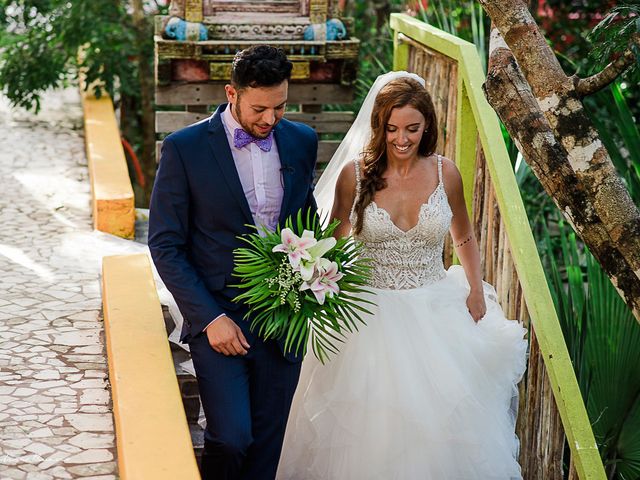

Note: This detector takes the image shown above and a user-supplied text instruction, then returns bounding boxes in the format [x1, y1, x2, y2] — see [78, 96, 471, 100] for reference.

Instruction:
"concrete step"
[165, 307, 206, 467]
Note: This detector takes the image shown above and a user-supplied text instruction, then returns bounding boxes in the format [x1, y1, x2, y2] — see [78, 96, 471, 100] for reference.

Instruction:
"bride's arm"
[442, 159, 487, 322]
[329, 163, 357, 239]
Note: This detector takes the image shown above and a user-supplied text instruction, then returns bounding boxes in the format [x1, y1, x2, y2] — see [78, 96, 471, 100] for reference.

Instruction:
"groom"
[148, 45, 317, 480]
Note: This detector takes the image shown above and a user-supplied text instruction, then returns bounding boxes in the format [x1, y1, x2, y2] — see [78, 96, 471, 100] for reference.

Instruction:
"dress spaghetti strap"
[350, 159, 362, 219]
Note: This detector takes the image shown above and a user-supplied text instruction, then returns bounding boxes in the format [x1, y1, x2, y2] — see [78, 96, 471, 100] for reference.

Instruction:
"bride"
[276, 72, 528, 479]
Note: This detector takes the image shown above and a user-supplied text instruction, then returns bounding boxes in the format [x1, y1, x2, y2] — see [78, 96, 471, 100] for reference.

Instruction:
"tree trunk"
[131, 0, 156, 206]
[479, 0, 640, 322]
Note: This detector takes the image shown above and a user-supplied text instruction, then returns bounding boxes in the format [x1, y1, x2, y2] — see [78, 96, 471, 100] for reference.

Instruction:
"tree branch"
[574, 34, 640, 97]
[482, 22, 640, 323]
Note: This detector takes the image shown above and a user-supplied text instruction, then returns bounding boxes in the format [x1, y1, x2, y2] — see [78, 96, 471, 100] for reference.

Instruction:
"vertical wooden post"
[393, 32, 410, 71]
[300, 0, 310, 16]
[301, 105, 323, 114]
[185, 0, 203, 23]
[455, 77, 477, 218]
[309, 0, 328, 24]
[328, 0, 342, 18]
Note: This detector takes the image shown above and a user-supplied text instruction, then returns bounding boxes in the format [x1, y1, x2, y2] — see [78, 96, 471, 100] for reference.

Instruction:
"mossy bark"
[479, 0, 640, 322]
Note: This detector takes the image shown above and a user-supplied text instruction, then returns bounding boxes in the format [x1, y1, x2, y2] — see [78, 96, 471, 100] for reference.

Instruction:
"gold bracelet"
[455, 235, 472, 248]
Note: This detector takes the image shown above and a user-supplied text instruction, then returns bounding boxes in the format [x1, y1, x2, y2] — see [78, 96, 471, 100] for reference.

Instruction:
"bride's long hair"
[352, 77, 438, 234]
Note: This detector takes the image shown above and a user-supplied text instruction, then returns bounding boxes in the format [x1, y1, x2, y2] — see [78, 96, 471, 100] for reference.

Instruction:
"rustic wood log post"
[478, 0, 640, 322]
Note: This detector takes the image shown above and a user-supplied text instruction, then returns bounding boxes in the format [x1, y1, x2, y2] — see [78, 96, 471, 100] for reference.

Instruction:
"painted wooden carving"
[156, 0, 359, 166]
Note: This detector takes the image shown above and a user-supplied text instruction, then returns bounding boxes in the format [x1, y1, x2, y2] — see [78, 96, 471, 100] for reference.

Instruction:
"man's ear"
[224, 84, 236, 104]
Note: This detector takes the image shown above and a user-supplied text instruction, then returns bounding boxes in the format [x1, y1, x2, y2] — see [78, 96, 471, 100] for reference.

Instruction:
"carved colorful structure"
[154, 0, 360, 165]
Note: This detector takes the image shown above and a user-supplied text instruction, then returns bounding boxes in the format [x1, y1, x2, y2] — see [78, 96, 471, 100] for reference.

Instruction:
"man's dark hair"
[231, 45, 293, 89]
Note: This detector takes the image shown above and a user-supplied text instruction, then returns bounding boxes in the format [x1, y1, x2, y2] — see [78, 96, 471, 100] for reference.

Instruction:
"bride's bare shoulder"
[438, 156, 463, 185]
[336, 160, 358, 188]
[334, 160, 359, 203]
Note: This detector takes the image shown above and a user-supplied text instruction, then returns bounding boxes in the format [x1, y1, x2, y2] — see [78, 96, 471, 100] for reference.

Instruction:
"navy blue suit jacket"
[148, 104, 318, 345]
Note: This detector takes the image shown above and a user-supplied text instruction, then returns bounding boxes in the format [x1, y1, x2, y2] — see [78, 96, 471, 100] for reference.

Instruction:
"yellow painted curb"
[81, 88, 135, 238]
[102, 254, 200, 479]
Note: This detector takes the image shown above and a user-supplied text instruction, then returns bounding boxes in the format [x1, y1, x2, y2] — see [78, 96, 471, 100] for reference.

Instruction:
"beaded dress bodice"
[349, 156, 452, 290]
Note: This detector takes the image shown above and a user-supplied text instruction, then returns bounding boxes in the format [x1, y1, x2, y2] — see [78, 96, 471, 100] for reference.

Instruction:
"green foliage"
[343, 0, 406, 109]
[516, 150, 640, 478]
[589, 81, 640, 206]
[514, 155, 557, 242]
[0, 0, 139, 111]
[542, 215, 640, 480]
[536, 1, 640, 166]
[232, 209, 374, 364]
[415, 0, 488, 72]
[588, 4, 640, 83]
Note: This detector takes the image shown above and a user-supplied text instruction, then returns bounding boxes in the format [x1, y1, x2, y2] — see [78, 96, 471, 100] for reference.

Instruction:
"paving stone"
[14, 388, 38, 397]
[39, 405, 56, 414]
[42, 466, 73, 479]
[34, 437, 64, 449]
[79, 390, 109, 405]
[64, 449, 113, 464]
[54, 445, 80, 456]
[22, 472, 53, 480]
[53, 331, 100, 347]
[67, 433, 114, 450]
[64, 414, 112, 432]
[0, 467, 28, 479]
[78, 406, 110, 414]
[4, 438, 32, 449]
[24, 442, 55, 456]
[65, 461, 117, 476]
[28, 428, 54, 439]
[45, 417, 64, 427]
[0, 89, 116, 477]
[48, 387, 77, 396]
[14, 416, 39, 422]
[33, 380, 66, 389]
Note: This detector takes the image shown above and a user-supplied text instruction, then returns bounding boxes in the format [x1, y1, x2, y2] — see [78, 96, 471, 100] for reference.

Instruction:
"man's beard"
[234, 102, 271, 139]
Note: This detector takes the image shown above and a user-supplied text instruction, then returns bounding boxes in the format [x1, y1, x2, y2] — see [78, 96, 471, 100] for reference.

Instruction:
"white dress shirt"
[222, 104, 284, 232]
[204, 105, 284, 331]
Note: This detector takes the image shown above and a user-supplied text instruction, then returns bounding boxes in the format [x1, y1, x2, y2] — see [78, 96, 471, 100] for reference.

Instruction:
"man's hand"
[205, 315, 250, 356]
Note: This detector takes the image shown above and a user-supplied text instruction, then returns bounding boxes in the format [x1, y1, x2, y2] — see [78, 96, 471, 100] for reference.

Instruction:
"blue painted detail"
[164, 16, 208, 41]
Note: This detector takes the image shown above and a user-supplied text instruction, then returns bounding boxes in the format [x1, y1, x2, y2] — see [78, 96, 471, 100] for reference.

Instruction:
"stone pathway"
[0, 89, 117, 479]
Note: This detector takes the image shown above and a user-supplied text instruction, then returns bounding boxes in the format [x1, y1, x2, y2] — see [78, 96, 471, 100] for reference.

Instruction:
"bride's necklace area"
[371, 157, 440, 233]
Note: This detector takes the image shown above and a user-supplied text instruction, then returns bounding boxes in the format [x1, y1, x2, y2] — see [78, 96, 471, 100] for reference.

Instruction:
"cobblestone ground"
[0, 89, 117, 479]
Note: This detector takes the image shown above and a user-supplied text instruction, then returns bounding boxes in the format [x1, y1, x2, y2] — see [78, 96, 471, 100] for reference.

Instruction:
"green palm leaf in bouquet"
[232, 209, 374, 363]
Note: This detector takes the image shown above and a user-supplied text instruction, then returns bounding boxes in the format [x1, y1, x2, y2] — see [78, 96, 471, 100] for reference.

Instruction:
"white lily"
[299, 260, 344, 305]
[272, 228, 317, 269]
[298, 237, 337, 281]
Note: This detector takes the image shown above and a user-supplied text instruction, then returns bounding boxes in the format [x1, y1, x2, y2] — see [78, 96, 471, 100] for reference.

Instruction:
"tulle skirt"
[277, 265, 528, 480]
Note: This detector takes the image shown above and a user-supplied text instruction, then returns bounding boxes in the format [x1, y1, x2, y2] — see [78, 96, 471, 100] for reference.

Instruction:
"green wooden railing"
[390, 13, 605, 480]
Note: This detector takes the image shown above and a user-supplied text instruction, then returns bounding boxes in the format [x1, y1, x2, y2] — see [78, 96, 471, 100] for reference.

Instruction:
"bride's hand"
[466, 291, 486, 323]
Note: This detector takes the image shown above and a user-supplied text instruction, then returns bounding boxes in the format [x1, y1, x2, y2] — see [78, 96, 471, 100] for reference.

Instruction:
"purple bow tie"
[233, 128, 273, 152]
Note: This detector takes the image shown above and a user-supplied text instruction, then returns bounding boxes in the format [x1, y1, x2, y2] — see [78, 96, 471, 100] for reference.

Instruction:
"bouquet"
[232, 210, 373, 363]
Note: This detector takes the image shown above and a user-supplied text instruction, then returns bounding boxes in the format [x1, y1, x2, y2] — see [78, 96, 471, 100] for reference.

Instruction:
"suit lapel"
[207, 105, 254, 226]
[274, 122, 295, 225]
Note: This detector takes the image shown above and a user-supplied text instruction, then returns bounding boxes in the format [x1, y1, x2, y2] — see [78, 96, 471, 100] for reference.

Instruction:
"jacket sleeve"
[148, 137, 224, 337]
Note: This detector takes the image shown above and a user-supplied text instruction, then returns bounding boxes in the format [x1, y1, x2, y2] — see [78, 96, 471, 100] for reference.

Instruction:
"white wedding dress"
[277, 156, 528, 479]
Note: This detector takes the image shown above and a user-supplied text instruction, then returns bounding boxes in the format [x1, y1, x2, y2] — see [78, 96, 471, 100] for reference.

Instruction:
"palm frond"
[232, 208, 374, 361]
